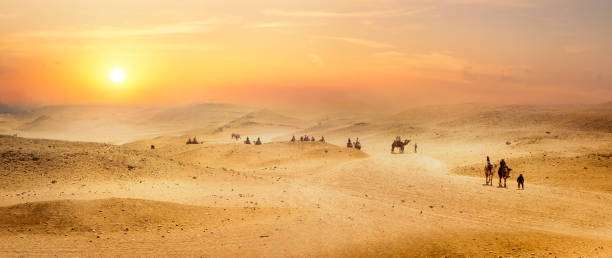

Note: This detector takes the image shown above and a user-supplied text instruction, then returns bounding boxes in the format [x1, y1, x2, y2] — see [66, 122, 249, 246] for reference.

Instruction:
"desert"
[0, 102, 611, 257]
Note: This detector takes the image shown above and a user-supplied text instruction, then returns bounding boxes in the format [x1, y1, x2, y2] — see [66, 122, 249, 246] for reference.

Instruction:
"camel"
[346, 138, 353, 148]
[498, 166, 511, 188]
[484, 164, 498, 185]
[231, 133, 241, 141]
[391, 139, 411, 153]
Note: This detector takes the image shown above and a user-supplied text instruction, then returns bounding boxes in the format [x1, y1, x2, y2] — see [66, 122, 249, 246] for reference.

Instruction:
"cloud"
[247, 22, 291, 28]
[373, 51, 529, 84]
[321, 36, 393, 48]
[562, 44, 589, 54]
[440, 0, 535, 8]
[262, 8, 428, 18]
[307, 53, 325, 67]
[372, 51, 406, 58]
[13, 18, 239, 39]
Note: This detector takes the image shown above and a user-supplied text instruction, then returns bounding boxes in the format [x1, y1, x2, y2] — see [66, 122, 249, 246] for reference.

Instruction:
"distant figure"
[395, 136, 401, 142]
[319, 136, 325, 142]
[255, 137, 262, 145]
[517, 174, 524, 189]
[231, 133, 241, 141]
[150, 145, 155, 150]
[486, 156, 492, 169]
[244, 137, 251, 144]
[354, 139, 361, 150]
[311, 136, 315, 142]
[291, 135, 296, 142]
[193, 137, 199, 144]
[347, 138, 353, 148]
[414, 143, 417, 153]
[300, 136, 304, 141]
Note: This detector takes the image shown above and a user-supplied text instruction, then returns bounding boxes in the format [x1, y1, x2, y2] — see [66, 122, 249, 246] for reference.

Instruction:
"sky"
[0, 0, 610, 107]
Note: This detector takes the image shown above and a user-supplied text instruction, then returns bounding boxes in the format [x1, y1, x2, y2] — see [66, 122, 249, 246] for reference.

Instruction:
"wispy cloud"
[247, 22, 291, 28]
[321, 36, 393, 48]
[372, 51, 406, 58]
[562, 44, 589, 54]
[262, 8, 428, 18]
[14, 18, 239, 39]
[307, 53, 325, 67]
[441, 0, 535, 8]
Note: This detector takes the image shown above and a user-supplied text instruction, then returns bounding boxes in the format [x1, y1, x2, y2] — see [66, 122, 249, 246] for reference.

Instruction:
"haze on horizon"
[0, 0, 610, 107]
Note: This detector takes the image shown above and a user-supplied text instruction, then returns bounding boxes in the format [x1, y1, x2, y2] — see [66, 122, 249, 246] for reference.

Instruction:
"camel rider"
[320, 136, 325, 142]
[486, 156, 492, 169]
[347, 138, 352, 144]
[291, 135, 296, 142]
[498, 159, 507, 174]
[395, 136, 401, 143]
[311, 136, 315, 141]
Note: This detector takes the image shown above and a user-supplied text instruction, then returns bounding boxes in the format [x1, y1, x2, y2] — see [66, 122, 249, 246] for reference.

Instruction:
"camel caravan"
[186, 136, 201, 144]
[484, 156, 517, 188]
[291, 134, 326, 143]
[242, 136, 262, 145]
[346, 138, 361, 150]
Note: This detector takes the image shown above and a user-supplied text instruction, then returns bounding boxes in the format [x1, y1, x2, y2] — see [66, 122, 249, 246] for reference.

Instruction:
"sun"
[108, 68, 126, 83]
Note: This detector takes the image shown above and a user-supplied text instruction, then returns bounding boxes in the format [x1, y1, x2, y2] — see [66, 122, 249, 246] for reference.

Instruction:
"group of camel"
[186, 136, 201, 144]
[346, 138, 362, 150]
[291, 135, 325, 143]
[484, 161, 511, 188]
[231, 133, 262, 145]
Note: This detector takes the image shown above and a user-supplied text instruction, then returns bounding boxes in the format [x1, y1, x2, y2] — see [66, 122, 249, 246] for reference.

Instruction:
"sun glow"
[109, 68, 126, 83]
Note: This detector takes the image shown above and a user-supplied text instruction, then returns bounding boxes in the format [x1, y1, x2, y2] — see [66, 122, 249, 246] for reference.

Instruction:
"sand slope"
[1, 103, 612, 257]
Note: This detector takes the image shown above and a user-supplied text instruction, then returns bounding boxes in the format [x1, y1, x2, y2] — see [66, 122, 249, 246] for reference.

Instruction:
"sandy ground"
[0, 103, 611, 257]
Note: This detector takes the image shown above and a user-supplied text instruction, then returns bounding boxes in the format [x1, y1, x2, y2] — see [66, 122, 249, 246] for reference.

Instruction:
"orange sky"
[0, 0, 610, 106]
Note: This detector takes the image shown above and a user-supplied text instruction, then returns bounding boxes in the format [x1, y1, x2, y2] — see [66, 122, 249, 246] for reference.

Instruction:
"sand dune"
[1, 103, 611, 257]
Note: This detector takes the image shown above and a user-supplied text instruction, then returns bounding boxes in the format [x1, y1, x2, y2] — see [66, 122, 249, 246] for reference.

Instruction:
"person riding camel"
[498, 159, 508, 174]
[486, 156, 493, 170]
[311, 136, 315, 141]
[291, 135, 296, 142]
[244, 137, 251, 144]
[255, 137, 262, 145]
[347, 138, 353, 148]
[395, 136, 401, 143]
[320, 136, 325, 142]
